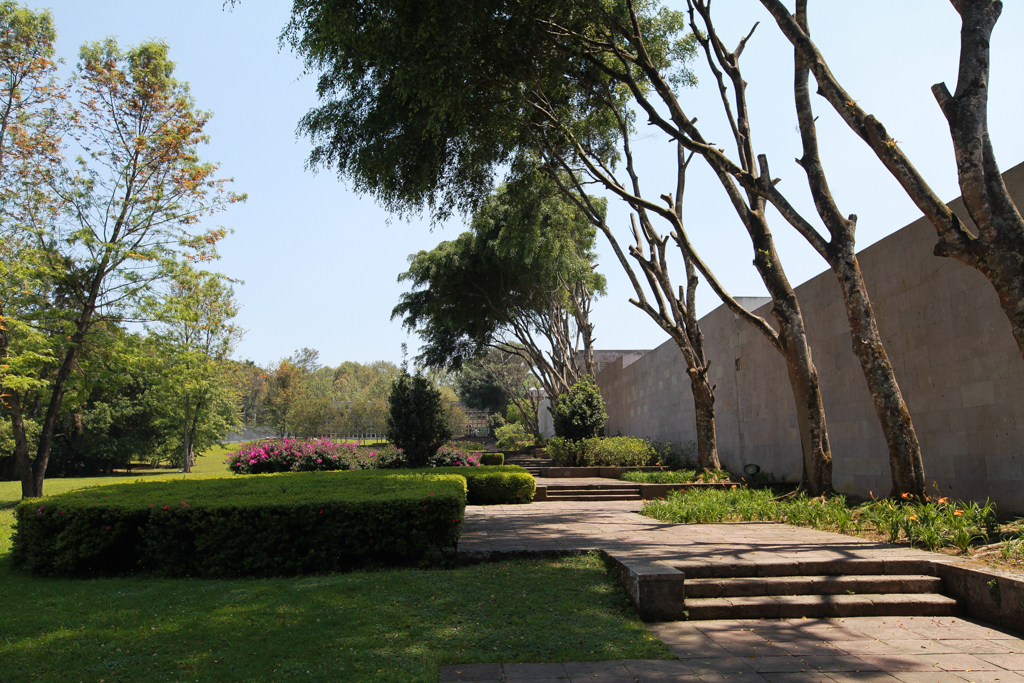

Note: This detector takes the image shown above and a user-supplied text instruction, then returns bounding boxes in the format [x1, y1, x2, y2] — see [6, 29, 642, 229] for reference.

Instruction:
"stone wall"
[597, 162, 1024, 512]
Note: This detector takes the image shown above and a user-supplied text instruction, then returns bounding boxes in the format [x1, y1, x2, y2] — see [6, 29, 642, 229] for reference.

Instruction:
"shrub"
[621, 468, 732, 483]
[547, 436, 588, 466]
[494, 422, 532, 450]
[387, 372, 452, 467]
[352, 444, 407, 469]
[226, 438, 350, 474]
[548, 436, 654, 467]
[427, 465, 535, 504]
[427, 446, 481, 467]
[649, 440, 698, 469]
[588, 437, 654, 466]
[11, 471, 466, 578]
[226, 439, 407, 474]
[552, 375, 606, 440]
[479, 452, 504, 466]
[486, 413, 506, 433]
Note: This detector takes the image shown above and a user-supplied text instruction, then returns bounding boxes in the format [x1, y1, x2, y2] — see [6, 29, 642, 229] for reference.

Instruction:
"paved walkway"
[458, 501, 977, 571]
[443, 501, 1024, 683]
[440, 616, 1024, 682]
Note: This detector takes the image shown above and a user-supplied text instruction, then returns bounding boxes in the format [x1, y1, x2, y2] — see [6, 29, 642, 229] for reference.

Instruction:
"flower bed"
[12, 471, 466, 578]
[226, 438, 406, 474]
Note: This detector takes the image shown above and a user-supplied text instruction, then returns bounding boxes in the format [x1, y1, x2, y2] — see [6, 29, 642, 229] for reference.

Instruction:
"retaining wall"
[597, 162, 1024, 512]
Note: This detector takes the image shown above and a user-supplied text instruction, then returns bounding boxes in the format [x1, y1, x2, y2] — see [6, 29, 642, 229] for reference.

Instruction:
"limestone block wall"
[598, 162, 1024, 512]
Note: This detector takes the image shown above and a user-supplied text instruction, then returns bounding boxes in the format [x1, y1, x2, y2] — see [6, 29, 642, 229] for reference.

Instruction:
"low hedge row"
[426, 465, 534, 505]
[12, 471, 466, 578]
[478, 452, 504, 466]
[548, 436, 654, 467]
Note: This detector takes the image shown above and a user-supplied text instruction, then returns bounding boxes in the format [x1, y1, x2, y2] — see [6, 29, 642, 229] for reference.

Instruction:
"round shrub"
[479, 452, 504, 466]
[494, 422, 532, 450]
[552, 376, 607, 440]
[486, 412, 506, 433]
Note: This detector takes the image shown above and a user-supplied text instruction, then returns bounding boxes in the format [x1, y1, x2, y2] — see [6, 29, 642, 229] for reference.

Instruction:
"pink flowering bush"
[227, 439, 407, 475]
[427, 445, 481, 467]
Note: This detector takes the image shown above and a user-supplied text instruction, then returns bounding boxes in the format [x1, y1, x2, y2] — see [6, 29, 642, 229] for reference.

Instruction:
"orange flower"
[909, 515, 918, 521]
[731, 484, 738, 489]
[954, 509, 964, 516]
[938, 497, 949, 504]
[901, 492, 912, 499]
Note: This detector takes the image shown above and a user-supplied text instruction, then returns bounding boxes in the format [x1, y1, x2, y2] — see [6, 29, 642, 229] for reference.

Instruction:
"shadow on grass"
[0, 553, 668, 683]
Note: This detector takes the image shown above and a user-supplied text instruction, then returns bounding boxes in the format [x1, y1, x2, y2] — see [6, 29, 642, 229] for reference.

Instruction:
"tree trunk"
[777, 320, 833, 497]
[182, 398, 192, 473]
[754, 220, 834, 497]
[11, 393, 41, 498]
[832, 250, 925, 497]
[689, 371, 721, 470]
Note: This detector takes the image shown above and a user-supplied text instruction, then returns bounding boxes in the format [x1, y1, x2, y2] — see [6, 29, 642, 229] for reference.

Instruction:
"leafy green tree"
[145, 265, 242, 472]
[3, 35, 243, 498]
[393, 176, 605, 409]
[282, 0, 734, 474]
[552, 375, 607, 441]
[263, 359, 301, 437]
[456, 355, 509, 414]
[386, 371, 451, 467]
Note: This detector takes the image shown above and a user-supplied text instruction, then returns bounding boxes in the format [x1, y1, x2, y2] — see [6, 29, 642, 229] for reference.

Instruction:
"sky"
[34, 0, 1024, 369]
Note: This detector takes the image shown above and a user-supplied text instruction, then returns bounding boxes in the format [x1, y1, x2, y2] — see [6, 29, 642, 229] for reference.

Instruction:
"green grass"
[0, 448, 669, 680]
[641, 486, 857, 531]
[641, 487, 1010, 554]
[0, 552, 668, 682]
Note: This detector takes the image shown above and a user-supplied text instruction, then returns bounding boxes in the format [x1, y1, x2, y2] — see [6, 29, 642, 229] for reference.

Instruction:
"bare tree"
[527, 4, 834, 492]
[682, 0, 925, 496]
[761, 0, 1024, 363]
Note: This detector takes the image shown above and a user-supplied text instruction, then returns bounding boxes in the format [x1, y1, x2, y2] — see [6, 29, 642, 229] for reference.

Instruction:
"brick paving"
[440, 617, 1024, 682]
[458, 500, 975, 571]
[441, 501, 1023, 683]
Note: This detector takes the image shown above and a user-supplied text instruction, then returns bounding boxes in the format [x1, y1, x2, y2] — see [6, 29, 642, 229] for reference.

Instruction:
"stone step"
[545, 484, 641, 490]
[685, 574, 943, 598]
[674, 557, 934, 580]
[544, 495, 642, 501]
[545, 488, 641, 501]
[685, 593, 960, 620]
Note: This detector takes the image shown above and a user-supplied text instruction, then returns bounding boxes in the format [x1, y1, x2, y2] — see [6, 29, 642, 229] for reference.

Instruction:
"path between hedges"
[444, 501, 1024, 683]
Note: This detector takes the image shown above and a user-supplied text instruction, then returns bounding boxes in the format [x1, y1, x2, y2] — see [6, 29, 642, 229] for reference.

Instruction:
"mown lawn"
[0, 447, 670, 682]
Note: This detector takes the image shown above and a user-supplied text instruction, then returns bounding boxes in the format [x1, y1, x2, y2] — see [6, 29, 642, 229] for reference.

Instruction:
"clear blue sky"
[37, 0, 1024, 368]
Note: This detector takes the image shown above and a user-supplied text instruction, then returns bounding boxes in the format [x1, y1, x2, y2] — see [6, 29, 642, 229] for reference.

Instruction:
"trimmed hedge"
[427, 465, 534, 504]
[12, 471, 466, 578]
[548, 436, 654, 467]
[478, 452, 504, 466]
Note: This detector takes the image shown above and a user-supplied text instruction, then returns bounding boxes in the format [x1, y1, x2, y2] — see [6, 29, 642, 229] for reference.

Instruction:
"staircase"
[544, 483, 641, 502]
[505, 456, 554, 477]
[678, 559, 960, 620]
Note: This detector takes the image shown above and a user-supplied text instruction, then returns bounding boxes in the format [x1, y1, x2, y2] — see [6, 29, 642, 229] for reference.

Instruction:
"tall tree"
[145, 265, 242, 472]
[4, 37, 243, 497]
[284, 0, 834, 477]
[0, 2, 61, 489]
[761, 0, 1024, 366]
[672, 1, 924, 496]
[393, 175, 606, 412]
